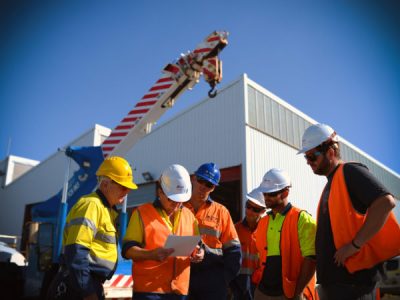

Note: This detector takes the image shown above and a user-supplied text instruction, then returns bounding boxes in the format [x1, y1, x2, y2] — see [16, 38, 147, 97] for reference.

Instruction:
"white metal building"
[0, 156, 39, 188]
[1, 74, 399, 240]
[0, 125, 110, 237]
[125, 73, 400, 222]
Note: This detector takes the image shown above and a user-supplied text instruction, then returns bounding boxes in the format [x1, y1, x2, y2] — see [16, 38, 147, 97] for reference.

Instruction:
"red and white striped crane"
[101, 31, 228, 158]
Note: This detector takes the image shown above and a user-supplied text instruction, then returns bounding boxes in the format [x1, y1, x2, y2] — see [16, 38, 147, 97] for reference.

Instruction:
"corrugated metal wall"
[340, 142, 400, 198]
[245, 128, 326, 218]
[127, 182, 156, 207]
[243, 74, 400, 219]
[126, 76, 247, 186]
[128, 73, 399, 219]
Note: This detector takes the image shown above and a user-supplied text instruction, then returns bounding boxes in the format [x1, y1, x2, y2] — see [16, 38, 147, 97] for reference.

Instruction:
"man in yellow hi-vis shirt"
[47, 156, 137, 300]
[253, 168, 317, 300]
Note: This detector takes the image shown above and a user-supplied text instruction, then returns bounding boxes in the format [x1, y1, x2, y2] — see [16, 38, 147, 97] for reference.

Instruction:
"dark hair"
[317, 141, 341, 159]
[155, 181, 164, 196]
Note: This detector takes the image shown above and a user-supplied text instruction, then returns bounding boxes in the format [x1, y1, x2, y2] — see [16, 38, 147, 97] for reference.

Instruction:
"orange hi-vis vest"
[132, 203, 197, 295]
[322, 163, 400, 273]
[235, 221, 260, 275]
[254, 207, 316, 300]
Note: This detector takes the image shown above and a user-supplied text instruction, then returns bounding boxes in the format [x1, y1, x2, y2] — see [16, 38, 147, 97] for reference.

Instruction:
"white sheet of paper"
[164, 235, 201, 257]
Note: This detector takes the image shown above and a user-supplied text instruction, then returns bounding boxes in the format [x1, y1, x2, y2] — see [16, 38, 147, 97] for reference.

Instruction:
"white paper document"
[164, 235, 201, 257]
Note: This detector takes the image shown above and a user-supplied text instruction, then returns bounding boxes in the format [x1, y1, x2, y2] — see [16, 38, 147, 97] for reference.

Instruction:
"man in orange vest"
[299, 123, 400, 300]
[185, 163, 242, 300]
[122, 164, 204, 300]
[230, 188, 266, 300]
[253, 168, 317, 300]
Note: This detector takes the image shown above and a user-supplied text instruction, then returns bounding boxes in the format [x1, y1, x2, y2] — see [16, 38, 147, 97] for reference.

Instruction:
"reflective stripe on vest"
[95, 232, 116, 244]
[199, 226, 221, 239]
[186, 201, 239, 252]
[65, 217, 116, 244]
[239, 252, 259, 274]
[224, 238, 241, 249]
[236, 222, 260, 275]
[204, 244, 223, 256]
[132, 203, 196, 295]
[88, 253, 117, 270]
[242, 252, 259, 261]
[325, 163, 400, 273]
[255, 207, 316, 299]
[65, 217, 97, 234]
[63, 193, 118, 278]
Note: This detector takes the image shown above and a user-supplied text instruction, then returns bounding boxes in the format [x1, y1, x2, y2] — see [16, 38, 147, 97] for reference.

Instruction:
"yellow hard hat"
[96, 156, 138, 190]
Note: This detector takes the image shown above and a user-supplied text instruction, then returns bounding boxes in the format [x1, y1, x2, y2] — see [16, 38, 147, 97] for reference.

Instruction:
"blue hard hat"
[194, 163, 221, 186]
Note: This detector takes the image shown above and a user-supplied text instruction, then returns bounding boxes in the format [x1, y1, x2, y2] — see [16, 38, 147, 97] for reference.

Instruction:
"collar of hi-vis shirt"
[241, 217, 260, 232]
[185, 196, 213, 212]
[198, 196, 213, 208]
[206, 196, 214, 203]
[266, 203, 292, 256]
[95, 189, 118, 212]
[267, 202, 292, 218]
[152, 198, 182, 233]
[195, 196, 213, 206]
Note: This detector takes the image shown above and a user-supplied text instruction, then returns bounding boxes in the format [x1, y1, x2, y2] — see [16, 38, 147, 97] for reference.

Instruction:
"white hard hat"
[297, 123, 338, 154]
[160, 164, 192, 202]
[258, 168, 291, 193]
[246, 188, 266, 208]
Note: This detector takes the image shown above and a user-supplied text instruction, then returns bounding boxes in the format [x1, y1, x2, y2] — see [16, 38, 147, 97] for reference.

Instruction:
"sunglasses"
[246, 202, 265, 213]
[264, 190, 282, 197]
[304, 150, 323, 162]
[196, 177, 215, 188]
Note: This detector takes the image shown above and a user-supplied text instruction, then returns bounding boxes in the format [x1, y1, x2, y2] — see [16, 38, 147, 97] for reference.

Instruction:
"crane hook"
[208, 87, 217, 98]
[208, 82, 217, 98]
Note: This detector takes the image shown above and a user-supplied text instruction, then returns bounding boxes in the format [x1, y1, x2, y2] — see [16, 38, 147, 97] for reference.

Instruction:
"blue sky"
[1, 1, 399, 174]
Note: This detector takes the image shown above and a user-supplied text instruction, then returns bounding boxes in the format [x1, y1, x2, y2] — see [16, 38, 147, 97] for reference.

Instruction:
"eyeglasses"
[196, 177, 215, 188]
[245, 202, 265, 213]
[264, 190, 282, 197]
[304, 150, 323, 162]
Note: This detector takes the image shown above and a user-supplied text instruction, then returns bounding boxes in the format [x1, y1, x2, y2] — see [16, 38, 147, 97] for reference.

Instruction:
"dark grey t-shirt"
[316, 162, 391, 287]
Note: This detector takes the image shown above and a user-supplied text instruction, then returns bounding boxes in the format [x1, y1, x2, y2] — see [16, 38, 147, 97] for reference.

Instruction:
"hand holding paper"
[190, 245, 204, 263]
[152, 247, 175, 261]
[164, 235, 201, 257]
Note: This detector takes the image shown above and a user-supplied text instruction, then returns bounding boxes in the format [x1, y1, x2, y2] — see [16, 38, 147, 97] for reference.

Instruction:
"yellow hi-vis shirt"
[266, 204, 316, 257]
[63, 191, 118, 279]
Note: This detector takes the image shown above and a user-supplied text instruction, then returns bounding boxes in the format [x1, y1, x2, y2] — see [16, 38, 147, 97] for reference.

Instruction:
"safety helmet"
[258, 168, 291, 193]
[160, 164, 192, 202]
[194, 162, 221, 186]
[246, 188, 266, 208]
[96, 156, 138, 189]
[297, 123, 338, 154]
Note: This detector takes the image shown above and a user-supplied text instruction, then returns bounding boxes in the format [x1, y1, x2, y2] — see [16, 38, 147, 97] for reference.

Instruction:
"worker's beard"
[313, 155, 331, 176]
[265, 198, 284, 211]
